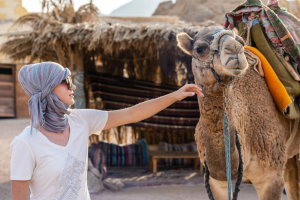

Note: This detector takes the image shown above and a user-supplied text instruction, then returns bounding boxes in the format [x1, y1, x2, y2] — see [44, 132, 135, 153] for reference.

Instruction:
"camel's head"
[177, 27, 248, 96]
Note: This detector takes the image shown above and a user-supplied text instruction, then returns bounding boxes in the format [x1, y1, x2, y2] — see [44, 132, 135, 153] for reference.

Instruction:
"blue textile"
[18, 62, 71, 133]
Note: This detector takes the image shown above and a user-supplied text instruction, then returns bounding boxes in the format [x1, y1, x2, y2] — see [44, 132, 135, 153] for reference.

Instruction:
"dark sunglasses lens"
[67, 77, 72, 89]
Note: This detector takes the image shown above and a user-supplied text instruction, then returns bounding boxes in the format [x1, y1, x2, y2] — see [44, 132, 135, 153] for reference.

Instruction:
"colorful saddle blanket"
[224, 0, 300, 75]
[225, 0, 300, 119]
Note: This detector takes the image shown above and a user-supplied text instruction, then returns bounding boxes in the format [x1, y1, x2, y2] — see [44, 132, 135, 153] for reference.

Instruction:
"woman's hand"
[173, 84, 204, 101]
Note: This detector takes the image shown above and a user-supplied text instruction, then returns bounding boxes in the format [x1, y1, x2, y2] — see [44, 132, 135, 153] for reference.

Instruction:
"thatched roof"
[0, 1, 220, 85]
[1, 16, 218, 61]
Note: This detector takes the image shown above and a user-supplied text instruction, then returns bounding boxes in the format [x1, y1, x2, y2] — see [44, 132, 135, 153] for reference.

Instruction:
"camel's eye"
[196, 47, 204, 54]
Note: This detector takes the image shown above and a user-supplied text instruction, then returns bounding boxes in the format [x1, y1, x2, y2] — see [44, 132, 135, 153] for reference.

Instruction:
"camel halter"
[192, 30, 237, 87]
[194, 30, 244, 200]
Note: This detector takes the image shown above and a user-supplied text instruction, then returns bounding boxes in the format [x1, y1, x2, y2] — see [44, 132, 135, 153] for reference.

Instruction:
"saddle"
[225, 0, 300, 119]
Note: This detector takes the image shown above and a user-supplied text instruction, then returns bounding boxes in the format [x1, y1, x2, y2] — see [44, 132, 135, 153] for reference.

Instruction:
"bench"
[148, 150, 203, 175]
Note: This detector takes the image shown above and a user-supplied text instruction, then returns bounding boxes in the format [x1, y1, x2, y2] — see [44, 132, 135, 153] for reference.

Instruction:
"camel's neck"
[199, 89, 239, 181]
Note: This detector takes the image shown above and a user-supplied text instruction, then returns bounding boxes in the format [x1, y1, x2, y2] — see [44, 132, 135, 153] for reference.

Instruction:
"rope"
[204, 130, 243, 200]
[222, 82, 232, 200]
[233, 129, 243, 200]
[223, 113, 232, 200]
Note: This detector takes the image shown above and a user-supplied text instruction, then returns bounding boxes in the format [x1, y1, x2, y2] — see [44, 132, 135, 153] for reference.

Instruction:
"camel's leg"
[297, 154, 300, 199]
[209, 177, 230, 200]
[252, 171, 284, 200]
[284, 155, 299, 200]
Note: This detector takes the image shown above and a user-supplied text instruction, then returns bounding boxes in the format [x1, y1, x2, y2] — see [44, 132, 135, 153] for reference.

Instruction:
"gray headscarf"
[18, 62, 72, 133]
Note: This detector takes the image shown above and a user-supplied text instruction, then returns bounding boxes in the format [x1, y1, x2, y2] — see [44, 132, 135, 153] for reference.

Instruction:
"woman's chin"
[70, 100, 75, 106]
[65, 99, 75, 106]
[67, 95, 75, 105]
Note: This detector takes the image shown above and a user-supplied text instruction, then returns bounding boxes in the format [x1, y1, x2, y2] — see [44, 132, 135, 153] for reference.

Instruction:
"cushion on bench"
[89, 139, 148, 167]
[159, 141, 198, 166]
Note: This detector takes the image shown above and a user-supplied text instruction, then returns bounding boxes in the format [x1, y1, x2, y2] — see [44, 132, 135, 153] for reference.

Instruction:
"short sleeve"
[10, 137, 35, 180]
[76, 109, 108, 136]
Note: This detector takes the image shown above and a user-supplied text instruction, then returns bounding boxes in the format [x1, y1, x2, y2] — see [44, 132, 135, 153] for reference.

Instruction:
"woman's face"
[53, 77, 76, 105]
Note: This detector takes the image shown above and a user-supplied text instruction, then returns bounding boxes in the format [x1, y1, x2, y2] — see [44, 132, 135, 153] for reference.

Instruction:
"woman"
[11, 62, 203, 200]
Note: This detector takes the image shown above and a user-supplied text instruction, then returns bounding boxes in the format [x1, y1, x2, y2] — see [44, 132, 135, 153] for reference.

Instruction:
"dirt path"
[0, 118, 31, 200]
[91, 185, 254, 200]
[0, 118, 289, 200]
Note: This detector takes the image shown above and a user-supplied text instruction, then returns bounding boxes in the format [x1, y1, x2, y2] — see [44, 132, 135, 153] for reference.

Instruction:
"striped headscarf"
[18, 62, 72, 133]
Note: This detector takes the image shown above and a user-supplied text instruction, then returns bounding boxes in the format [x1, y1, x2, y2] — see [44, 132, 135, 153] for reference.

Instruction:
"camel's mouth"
[223, 65, 248, 76]
[222, 56, 248, 77]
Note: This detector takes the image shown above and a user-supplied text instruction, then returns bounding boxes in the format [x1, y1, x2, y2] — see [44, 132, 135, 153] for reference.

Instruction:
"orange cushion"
[244, 46, 292, 113]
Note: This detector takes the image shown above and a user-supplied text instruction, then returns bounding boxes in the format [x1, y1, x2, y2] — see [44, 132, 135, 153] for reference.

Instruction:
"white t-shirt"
[10, 109, 108, 200]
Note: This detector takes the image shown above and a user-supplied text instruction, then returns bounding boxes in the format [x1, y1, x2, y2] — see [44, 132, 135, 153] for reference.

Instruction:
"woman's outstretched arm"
[103, 84, 203, 130]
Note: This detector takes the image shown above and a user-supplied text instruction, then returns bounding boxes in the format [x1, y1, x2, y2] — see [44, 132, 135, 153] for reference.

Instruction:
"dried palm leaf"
[73, 3, 100, 23]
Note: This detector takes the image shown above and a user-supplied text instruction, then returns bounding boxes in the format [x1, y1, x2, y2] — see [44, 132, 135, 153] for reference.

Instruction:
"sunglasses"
[61, 76, 73, 89]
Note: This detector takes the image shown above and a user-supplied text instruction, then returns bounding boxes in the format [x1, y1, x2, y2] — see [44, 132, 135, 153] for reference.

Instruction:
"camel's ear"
[177, 32, 193, 56]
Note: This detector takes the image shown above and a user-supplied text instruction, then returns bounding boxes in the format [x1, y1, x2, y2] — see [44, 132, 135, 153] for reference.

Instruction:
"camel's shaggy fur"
[177, 26, 299, 200]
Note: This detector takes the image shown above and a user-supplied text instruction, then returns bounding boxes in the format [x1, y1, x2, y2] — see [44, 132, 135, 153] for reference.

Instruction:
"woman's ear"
[177, 32, 193, 56]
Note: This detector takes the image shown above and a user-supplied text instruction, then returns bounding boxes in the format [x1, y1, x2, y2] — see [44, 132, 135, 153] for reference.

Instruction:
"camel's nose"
[225, 43, 243, 55]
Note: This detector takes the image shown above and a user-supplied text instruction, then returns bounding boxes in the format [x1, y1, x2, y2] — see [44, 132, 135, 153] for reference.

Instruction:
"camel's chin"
[223, 68, 247, 77]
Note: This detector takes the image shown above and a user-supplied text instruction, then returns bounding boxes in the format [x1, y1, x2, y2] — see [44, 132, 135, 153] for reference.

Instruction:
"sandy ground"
[90, 185, 265, 200]
[0, 118, 32, 200]
[0, 118, 289, 200]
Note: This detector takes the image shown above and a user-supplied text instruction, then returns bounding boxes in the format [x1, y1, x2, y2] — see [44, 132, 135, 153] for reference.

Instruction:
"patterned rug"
[104, 166, 204, 188]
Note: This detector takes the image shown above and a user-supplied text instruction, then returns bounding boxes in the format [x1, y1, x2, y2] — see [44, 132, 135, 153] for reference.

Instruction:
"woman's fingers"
[176, 84, 204, 101]
[187, 92, 195, 97]
[184, 84, 204, 97]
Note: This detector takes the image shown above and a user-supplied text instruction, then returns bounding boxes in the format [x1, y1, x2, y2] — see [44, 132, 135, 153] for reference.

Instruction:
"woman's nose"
[71, 84, 76, 90]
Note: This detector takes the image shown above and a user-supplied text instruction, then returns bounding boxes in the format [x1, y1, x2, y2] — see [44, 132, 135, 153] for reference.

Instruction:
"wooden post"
[194, 158, 198, 170]
[73, 48, 85, 109]
[149, 155, 153, 171]
[73, 49, 84, 71]
[153, 158, 157, 175]
[15, 64, 30, 118]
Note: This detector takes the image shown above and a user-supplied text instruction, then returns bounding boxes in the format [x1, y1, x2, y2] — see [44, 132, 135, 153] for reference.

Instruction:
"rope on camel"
[204, 129, 244, 200]
[223, 85, 232, 200]
[204, 79, 244, 200]
[191, 29, 245, 199]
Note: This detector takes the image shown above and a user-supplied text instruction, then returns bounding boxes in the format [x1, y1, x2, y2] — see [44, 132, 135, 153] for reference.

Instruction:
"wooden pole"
[73, 48, 85, 108]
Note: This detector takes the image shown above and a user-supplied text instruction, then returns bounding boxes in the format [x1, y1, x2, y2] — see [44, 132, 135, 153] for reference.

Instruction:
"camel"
[176, 26, 300, 200]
